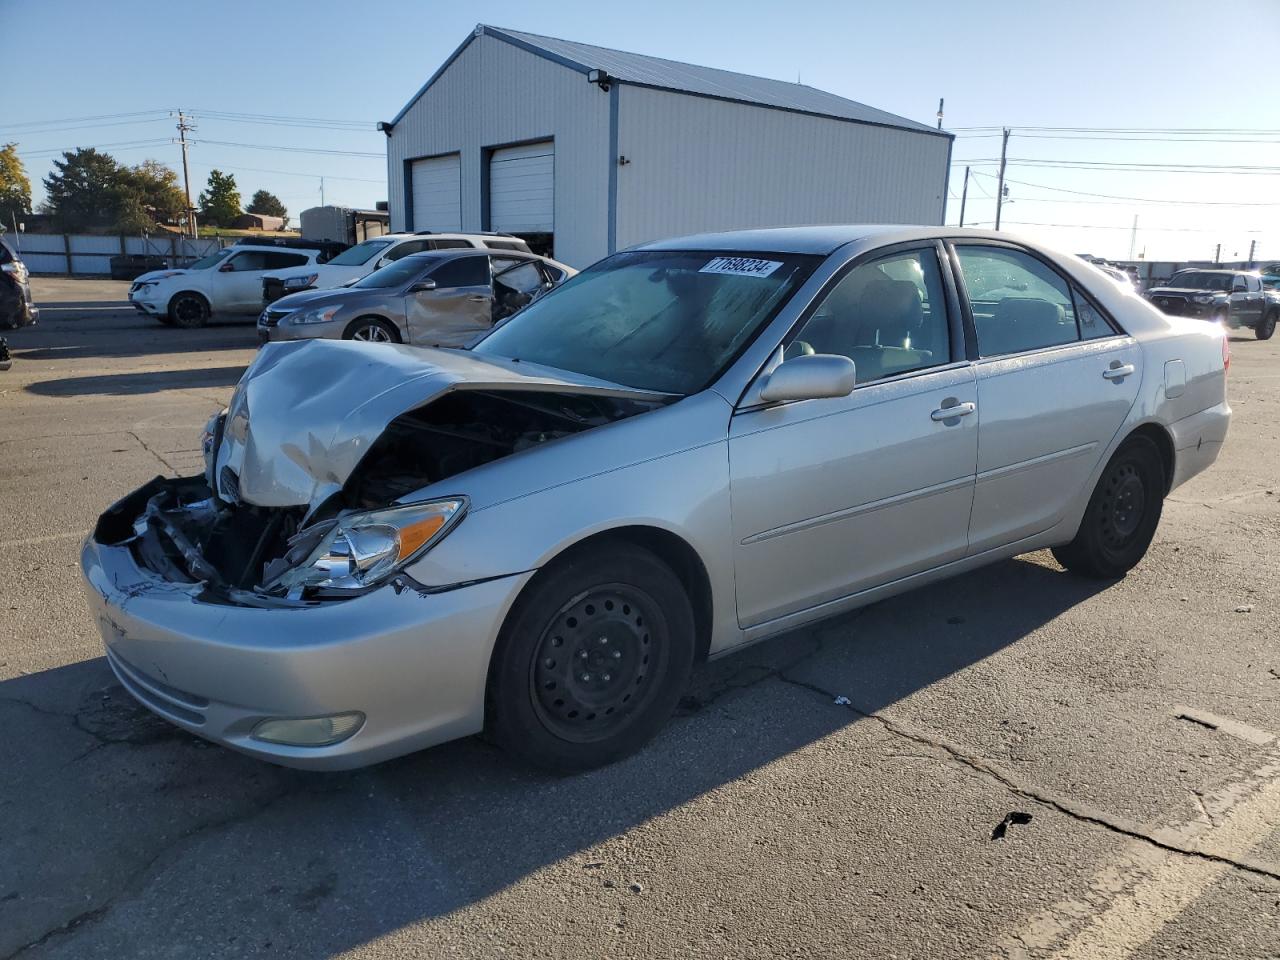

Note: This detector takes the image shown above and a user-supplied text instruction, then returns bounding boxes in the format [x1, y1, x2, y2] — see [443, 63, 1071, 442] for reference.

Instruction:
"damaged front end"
[96, 340, 671, 606]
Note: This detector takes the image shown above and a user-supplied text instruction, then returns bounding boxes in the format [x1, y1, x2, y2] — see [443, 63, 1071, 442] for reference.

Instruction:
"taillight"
[1222, 332, 1230, 374]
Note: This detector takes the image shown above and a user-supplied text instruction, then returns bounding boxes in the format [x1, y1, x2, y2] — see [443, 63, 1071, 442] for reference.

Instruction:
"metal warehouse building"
[383, 25, 953, 268]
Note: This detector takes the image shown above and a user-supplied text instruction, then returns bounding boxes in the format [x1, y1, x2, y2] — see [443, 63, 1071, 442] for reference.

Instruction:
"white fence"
[3, 233, 230, 275]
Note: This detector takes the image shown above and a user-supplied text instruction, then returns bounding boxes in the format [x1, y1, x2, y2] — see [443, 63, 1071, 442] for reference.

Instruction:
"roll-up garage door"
[411, 154, 461, 232]
[488, 141, 554, 233]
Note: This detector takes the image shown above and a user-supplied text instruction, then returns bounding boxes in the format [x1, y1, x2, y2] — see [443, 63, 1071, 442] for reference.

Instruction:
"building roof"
[390, 24, 948, 138]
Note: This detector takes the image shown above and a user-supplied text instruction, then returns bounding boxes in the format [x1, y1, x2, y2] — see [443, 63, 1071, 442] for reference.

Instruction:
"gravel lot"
[2, 277, 1277, 960]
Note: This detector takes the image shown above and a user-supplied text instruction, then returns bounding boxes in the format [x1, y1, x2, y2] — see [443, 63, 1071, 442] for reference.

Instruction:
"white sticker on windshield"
[699, 257, 783, 279]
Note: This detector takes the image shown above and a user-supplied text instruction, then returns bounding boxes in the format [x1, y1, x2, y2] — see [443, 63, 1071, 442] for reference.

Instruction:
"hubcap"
[352, 324, 391, 342]
[175, 297, 202, 322]
[529, 586, 660, 742]
[1097, 463, 1145, 548]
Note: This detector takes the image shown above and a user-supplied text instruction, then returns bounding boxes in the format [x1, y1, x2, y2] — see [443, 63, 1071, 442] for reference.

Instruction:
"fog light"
[252, 712, 365, 746]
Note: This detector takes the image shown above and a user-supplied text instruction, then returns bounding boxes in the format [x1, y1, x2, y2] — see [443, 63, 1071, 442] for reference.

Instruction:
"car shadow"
[24, 365, 246, 396]
[0, 555, 1113, 956]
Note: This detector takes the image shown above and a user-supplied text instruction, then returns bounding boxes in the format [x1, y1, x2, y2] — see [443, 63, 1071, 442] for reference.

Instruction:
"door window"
[263, 252, 309, 270]
[787, 248, 952, 383]
[430, 255, 489, 288]
[955, 245, 1081, 356]
[1075, 297, 1116, 341]
[495, 260, 545, 296]
[431, 239, 472, 250]
[224, 251, 269, 272]
[384, 240, 431, 262]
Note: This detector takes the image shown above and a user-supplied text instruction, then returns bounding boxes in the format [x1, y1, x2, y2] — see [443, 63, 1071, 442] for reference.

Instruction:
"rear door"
[404, 254, 493, 346]
[951, 242, 1141, 554]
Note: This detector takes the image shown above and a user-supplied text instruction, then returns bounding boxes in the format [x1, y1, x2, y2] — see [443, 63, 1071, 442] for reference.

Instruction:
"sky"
[5, 0, 1279, 263]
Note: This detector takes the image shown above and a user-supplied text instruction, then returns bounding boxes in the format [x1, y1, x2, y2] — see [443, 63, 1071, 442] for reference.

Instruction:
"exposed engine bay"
[95, 388, 664, 603]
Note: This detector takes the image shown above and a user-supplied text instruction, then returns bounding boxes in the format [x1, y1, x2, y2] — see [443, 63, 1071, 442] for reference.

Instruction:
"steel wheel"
[1096, 462, 1145, 551]
[530, 585, 665, 743]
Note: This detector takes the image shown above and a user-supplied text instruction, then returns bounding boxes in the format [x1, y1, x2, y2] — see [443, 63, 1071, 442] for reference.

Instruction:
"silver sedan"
[258, 249, 575, 346]
[82, 226, 1230, 772]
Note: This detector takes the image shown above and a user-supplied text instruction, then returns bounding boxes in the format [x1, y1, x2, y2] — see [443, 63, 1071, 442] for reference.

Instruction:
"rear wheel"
[1052, 436, 1165, 579]
[487, 542, 695, 772]
[1256, 310, 1276, 341]
[168, 292, 209, 329]
[343, 316, 400, 343]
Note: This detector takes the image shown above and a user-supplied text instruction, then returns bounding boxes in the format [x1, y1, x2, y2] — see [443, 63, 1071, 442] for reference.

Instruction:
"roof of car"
[634, 225, 1009, 256]
[1171, 268, 1255, 275]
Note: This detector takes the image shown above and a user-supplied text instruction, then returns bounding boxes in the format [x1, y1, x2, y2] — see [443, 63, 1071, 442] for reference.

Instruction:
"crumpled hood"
[214, 339, 671, 510]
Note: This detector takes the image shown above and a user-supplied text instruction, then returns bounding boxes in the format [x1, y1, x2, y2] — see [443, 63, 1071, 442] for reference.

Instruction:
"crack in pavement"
[772, 672, 1280, 884]
[125, 431, 178, 477]
[0, 785, 311, 960]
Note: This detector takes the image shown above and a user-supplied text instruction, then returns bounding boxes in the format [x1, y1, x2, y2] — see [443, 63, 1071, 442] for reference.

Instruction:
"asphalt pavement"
[1, 278, 1277, 959]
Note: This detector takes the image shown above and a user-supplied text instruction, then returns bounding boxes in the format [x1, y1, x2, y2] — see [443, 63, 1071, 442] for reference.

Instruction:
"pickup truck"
[1144, 269, 1278, 340]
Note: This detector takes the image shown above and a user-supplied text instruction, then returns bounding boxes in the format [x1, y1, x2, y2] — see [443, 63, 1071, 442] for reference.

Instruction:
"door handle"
[1103, 363, 1135, 380]
[931, 400, 976, 421]
[466, 295, 488, 303]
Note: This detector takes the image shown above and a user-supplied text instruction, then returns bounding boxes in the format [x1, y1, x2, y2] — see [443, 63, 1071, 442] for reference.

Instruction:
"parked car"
[129, 244, 327, 327]
[259, 249, 574, 346]
[261, 232, 534, 304]
[83, 225, 1230, 772]
[1144, 269, 1277, 340]
[0, 237, 38, 331]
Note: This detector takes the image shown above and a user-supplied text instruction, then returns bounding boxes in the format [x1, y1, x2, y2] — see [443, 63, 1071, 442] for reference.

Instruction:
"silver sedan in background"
[83, 226, 1230, 773]
[258, 249, 576, 346]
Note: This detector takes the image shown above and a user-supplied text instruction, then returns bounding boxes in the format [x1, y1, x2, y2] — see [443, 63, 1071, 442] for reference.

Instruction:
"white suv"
[263, 232, 532, 301]
[130, 245, 325, 327]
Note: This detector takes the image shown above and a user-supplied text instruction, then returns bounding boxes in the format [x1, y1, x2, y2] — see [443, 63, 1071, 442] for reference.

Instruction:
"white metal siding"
[488, 141, 554, 233]
[410, 155, 462, 232]
[614, 86, 951, 251]
[385, 34, 611, 268]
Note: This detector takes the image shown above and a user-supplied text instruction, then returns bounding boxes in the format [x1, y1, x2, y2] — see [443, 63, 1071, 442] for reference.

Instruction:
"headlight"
[267, 498, 467, 593]
[286, 305, 340, 325]
[283, 274, 319, 291]
[1193, 294, 1217, 304]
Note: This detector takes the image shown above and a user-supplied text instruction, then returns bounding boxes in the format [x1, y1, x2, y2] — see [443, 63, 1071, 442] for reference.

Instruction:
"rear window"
[326, 239, 393, 266]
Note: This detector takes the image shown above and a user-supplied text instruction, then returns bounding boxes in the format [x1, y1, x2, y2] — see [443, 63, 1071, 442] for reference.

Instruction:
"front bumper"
[0, 280, 38, 329]
[257, 317, 347, 344]
[80, 503, 532, 770]
[129, 291, 164, 316]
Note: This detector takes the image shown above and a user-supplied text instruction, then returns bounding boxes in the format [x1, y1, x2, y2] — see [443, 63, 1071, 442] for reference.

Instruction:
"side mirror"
[218, 262, 235, 272]
[408, 279, 437, 293]
[759, 354, 857, 404]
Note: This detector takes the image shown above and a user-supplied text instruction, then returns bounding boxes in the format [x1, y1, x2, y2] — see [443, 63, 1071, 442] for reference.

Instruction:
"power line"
[971, 171, 1280, 207]
[967, 219, 1265, 234]
[193, 138, 384, 158]
[16, 139, 172, 158]
[953, 158, 1280, 174]
[187, 161, 383, 184]
[1, 109, 170, 131]
[950, 125, 1280, 134]
[955, 132, 1280, 144]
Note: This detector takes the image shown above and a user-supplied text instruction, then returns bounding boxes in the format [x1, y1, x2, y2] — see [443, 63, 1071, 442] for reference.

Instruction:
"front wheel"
[486, 542, 695, 772]
[343, 317, 400, 343]
[1052, 436, 1165, 579]
[168, 292, 210, 329]
[1256, 311, 1276, 341]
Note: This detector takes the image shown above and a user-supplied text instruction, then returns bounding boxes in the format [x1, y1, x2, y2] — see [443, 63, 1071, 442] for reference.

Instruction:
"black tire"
[342, 316, 400, 343]
[1256, 310, 1276, 341]
[486, 542, 695, 772]
[1052, 436, 1165, 579]
[168, 292, 210, 329]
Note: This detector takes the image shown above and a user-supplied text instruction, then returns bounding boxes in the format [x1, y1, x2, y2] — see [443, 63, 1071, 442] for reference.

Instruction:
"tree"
[118, 160, 186, 231]
[246, 189, 287, 224]
[42, 147, 126, 231]
[198, 170, 241, 227]
[0, 143, 32, 231]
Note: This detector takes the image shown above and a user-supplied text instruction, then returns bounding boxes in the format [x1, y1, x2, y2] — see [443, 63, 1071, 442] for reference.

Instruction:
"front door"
[729, 245, 979, 629]
[217, 250, 311, 313]
[404, 254, 493, 347]
[951, 242, 1142, 554]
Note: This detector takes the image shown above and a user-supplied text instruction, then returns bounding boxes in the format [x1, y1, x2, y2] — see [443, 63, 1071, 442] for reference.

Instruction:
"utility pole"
[174, 110, 197, 239]
[320, 177, 326, 206]
[1214, 243, 1221, 265]
[936, 98, 944, 130]
[1129, 214, 1138, 260]
[958, 166, 970, 228]
[994, 127, 1010, 230]
[1247, 239, 1256, 268]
